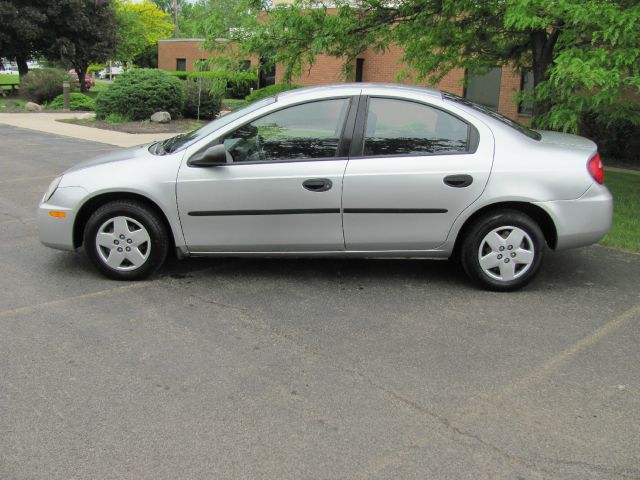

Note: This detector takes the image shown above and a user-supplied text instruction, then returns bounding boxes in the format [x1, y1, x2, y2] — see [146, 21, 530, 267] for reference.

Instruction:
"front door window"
[222, 99, 350, 163]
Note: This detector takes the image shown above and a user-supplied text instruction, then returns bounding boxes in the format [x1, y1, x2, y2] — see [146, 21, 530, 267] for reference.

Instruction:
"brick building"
[158, 38, 533, 123]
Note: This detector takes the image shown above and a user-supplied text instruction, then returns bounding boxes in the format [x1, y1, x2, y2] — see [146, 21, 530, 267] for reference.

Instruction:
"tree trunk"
[16, 56, 29, 80]
[530, 28, 561, 127]
[76, 65, 88, 93]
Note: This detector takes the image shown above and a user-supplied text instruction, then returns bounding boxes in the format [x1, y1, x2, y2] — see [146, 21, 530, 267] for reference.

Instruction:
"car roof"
[276, 83, 443, 100]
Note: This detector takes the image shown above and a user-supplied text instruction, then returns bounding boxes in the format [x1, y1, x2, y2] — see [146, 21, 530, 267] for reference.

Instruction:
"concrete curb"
[0, 112, 179, 148]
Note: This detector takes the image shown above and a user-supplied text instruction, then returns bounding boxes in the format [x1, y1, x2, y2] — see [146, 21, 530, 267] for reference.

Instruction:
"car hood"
[535, 130, 597, 151]
[64, 143, 153, 174]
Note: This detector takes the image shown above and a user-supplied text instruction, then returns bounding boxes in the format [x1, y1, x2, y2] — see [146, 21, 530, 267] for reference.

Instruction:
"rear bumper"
[38, 186, 88, 251]
[535, 184, 613, 250]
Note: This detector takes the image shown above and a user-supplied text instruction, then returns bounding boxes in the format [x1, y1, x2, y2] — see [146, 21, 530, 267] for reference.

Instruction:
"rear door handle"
[303, 178, 333, 192]
[443, 174, 473, 188]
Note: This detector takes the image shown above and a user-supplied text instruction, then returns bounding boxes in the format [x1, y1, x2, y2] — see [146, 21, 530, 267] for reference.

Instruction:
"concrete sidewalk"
[0, 112, 179, 147]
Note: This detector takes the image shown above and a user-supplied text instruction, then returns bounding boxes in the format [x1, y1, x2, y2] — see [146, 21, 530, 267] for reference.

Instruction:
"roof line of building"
[158, 38, 206, 42]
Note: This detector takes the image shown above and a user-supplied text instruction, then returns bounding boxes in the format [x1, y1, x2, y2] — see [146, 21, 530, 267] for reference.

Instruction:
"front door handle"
[443, 174, 473, 188]
[303, 178, 333, 192]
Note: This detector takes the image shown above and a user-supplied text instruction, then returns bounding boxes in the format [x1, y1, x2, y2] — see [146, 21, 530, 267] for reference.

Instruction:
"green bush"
[95, 68, 184, 120]
[182, 78, 223, 120]
[580, 112, 640, 162]
[48, 93, 95, 111]
[245, 83, 303, 103]
[105, 113, 130, 124]
[167, 70, 257, 99]
[21, 68, 71, 104]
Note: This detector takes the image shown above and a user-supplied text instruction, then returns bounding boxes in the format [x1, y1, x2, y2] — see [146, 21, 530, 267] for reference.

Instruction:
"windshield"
[443, 93, 541, 141]
[153, 97, 276, 154]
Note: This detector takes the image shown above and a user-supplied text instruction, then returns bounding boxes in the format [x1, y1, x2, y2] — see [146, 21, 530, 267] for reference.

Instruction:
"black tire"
[83, 200, 169, 280]
[460, 209, 545, 291]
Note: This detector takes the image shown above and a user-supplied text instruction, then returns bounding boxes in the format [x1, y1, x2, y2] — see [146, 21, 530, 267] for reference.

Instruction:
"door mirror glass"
[188, 144, 232, 167]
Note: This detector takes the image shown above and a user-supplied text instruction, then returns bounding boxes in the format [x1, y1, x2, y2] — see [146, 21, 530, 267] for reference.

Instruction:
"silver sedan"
[38, 84, 613, 290]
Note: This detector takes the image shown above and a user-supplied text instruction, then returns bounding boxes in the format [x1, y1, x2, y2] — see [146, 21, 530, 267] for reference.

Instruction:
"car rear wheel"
[460, 210, 545, 291]
[83, 200, 169, 280]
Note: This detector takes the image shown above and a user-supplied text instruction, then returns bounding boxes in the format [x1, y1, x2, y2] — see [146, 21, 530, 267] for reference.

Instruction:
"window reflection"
[364, 98, 469, 156]
[223, 99, 349, 162]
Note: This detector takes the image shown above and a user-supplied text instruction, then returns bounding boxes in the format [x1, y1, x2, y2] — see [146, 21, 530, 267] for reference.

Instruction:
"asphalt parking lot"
[1, 124, 639, 480]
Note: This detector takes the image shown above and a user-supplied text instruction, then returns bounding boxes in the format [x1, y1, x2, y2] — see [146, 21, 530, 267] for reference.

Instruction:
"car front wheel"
[460, 210, 545, 291]
[83, 200, 169, 280]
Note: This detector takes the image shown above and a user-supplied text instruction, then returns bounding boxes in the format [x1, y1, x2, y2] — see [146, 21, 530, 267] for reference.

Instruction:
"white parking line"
[0, 283, 150, 319]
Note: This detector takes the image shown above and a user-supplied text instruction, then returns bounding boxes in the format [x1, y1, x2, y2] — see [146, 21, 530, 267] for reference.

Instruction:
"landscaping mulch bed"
[57, 117, 205, 134]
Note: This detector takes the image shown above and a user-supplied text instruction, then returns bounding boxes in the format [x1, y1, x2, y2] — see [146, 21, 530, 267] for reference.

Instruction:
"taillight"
[587, 152, 604, 184]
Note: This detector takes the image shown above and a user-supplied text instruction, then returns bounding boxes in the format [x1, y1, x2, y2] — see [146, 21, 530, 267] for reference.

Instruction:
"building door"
[355, 59, 364, 82]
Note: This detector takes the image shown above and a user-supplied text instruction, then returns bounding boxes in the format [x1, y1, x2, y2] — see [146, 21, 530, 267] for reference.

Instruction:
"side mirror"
[187, 144, 232, 167]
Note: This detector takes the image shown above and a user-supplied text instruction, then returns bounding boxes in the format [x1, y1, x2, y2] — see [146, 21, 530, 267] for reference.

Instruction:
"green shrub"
[105, 113, 130, 124]
[95, 68, 184, 120]
[245, 83, 303, 103]
[182, 78, 223, 120]
[48, 93, 95, 111]
[21, 68, 71, 104]
[580, 112, 640, 162]
[167, 70, 257, 99]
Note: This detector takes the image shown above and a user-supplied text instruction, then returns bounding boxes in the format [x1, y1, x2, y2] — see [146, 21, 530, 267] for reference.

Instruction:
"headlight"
[42, 175, 62, 203]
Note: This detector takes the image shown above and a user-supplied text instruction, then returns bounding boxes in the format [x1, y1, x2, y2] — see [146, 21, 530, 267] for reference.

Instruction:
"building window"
[464, 67, 502, 111]
[240, 60, 251, 72]
[519, 71, 534, 116]
[176, 58, 186, 71]
[355, 59, 364, 82]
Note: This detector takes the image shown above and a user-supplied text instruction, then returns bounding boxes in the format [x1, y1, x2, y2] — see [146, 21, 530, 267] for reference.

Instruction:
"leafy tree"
[44, 0, 118, 92]
[115, 0, 174, 65]
[151, 0, 187, 34]
[0, 0, 48, 78]
[179, 0, 257, 41]
[231, 0, 640, 132]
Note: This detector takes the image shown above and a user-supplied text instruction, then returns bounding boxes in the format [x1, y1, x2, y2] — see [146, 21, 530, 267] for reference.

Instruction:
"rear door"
[342, 96, 494, 251]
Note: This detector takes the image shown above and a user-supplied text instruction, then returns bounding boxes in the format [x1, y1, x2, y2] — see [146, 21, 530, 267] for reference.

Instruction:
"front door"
[177, 97, 355, 253]
[342, 96, 494, 251]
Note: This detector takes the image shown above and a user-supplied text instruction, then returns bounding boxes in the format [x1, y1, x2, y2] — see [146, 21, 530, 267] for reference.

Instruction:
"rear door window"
[363, 98, 470, 156]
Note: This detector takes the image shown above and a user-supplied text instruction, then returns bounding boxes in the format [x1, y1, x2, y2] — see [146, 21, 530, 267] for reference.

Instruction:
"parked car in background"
[38, 84, 612, 291]
[68, 69, 94, 89]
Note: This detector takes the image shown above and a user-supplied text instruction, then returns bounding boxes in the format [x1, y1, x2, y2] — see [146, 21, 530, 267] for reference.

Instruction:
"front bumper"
[535, 184, 613, 251]
[38, 186, 88, 251]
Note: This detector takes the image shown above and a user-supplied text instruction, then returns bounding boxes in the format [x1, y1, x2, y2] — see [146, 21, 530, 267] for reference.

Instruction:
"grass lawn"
[600, 169, 640, 252]
[83, 80, 111, 99]
[222, 98, 247, 111]
[0, 73, 19, 92]
[0, 97, 27, 112]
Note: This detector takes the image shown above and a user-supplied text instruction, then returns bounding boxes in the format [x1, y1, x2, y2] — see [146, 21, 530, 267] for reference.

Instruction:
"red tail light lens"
[587, 153, 604, 184]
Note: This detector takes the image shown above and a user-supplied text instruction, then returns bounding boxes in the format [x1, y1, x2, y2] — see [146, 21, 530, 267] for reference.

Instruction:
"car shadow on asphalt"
[43, 246, 625, 293]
